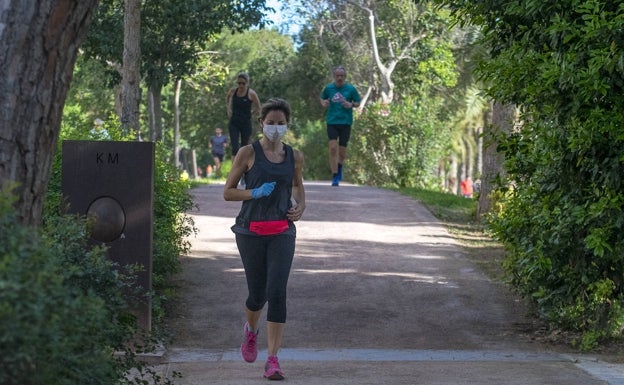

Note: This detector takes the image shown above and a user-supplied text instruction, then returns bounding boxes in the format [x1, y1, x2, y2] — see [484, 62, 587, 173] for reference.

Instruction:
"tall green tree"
[83, 0, 269, 142]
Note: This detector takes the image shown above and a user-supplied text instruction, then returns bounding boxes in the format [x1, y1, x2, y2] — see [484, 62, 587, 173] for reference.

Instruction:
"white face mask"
[263, 124, 287, 142]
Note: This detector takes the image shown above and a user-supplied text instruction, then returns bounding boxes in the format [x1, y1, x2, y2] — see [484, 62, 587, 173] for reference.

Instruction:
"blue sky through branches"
[264, 0, 302, 36]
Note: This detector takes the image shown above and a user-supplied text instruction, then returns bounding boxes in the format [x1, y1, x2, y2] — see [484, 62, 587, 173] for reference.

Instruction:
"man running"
[320, 65, 361, 186]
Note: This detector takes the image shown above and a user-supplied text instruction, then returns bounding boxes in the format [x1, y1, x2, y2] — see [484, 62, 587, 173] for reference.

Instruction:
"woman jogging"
[223, 97, 305, 381]
[225, 72, 262, 157]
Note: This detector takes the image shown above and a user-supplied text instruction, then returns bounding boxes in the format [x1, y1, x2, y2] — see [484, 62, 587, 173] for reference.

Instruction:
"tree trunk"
[449, 155, 458, 194]
[148, 85, 164, 142]
[476, 125, 483, 178]
[477, 101, 514, 221]
[0, 0, 98, 226]
[189, 149, 198, 179]
[462, 136, 473, 180]
[174, 79, 182, 168]
[121, 0, 141, 139]
[363, 8, 395, 104]
[148, 89, 155, 140]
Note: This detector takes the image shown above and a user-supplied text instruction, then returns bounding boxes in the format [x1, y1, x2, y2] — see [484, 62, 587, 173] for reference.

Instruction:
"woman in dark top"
[224, 97, 305, 381]
[225, 72, 262, 157]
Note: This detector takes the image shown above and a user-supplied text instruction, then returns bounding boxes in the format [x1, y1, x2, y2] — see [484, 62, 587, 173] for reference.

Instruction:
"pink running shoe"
[240, 322, 258, 363]
[263, 356, 285, 380]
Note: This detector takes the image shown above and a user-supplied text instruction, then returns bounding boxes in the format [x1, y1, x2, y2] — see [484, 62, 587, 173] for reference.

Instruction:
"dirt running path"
[159, 181, 620, 385]
[168, 182, 540, 351]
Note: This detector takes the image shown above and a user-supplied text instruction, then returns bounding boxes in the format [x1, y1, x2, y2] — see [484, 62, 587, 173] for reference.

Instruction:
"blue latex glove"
[251, 181, 276, 199]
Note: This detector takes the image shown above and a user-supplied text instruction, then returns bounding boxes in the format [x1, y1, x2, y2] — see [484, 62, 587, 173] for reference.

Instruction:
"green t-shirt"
[321, 83, 361, 125]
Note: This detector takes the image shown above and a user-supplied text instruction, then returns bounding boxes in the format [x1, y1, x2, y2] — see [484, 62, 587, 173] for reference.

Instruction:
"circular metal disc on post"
[87, 196, 126, 243]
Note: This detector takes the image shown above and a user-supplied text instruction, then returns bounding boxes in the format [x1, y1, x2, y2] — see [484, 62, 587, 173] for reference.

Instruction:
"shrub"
[0, 188, 130, 384]
[296, 120, 329, 180]
[440, 0, 624, 347]
[152, 141, 197, 298]
[349, 98, 449, 188]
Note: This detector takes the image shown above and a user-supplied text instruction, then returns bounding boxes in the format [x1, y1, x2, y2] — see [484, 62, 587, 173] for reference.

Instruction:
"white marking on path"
[166, 348, 624, 384]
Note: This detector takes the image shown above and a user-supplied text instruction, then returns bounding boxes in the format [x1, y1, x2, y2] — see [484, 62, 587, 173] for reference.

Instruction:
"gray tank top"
[232, 140, 296, 236]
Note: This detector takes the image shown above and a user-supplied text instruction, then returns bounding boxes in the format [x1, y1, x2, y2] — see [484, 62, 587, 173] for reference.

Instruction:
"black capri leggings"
[236, 233, 295, 323]
[228, 119, 252, 156]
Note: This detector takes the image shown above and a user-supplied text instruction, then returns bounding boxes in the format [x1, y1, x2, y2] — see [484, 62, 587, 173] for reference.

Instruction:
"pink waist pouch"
[249, 220, 289, 235]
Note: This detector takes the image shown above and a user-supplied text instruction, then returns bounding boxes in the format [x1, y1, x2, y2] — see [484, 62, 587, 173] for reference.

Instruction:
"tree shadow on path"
[167, 181, 565, 354]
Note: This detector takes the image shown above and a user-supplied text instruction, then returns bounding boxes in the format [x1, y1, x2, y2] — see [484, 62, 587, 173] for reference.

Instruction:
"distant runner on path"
[320, 65, 361, 187]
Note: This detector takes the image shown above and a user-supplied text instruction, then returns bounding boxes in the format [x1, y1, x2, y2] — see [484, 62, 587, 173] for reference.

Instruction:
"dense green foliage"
[0, 187, 177, 384]
[152, 141, 197, 290]
[439, 0, 624, 347]
[350, 98, 451, 188]
[0, 193, 121, 384]
[84, 0, 269, 88]
[295, 120, 328, 180]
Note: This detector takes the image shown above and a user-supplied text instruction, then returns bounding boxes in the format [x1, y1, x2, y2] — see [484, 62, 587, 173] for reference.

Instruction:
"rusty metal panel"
[61, 140, 154, 332]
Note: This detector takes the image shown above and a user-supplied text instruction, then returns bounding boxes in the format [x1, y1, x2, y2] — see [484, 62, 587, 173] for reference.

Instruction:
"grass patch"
[189, 159, 231, 188]
[395, 187, 476, 223]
